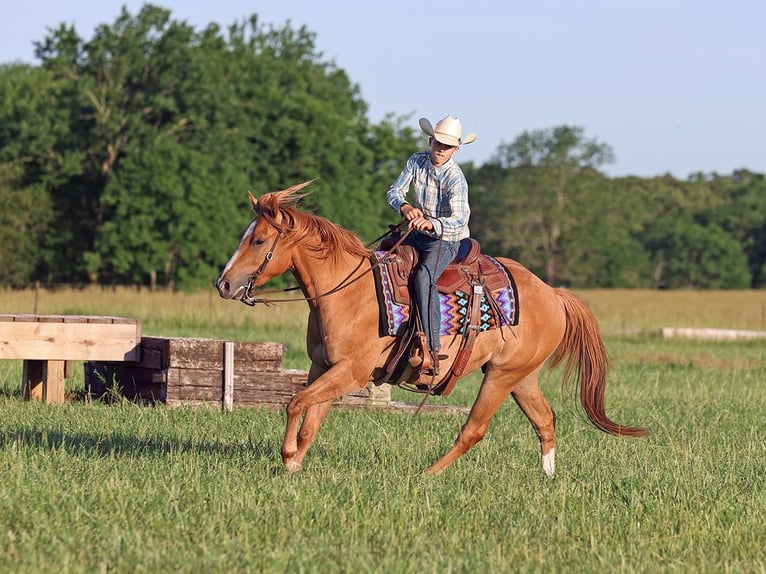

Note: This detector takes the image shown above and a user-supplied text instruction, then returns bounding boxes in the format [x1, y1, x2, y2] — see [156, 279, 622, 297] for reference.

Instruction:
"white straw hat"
[419, 115, 477, 146]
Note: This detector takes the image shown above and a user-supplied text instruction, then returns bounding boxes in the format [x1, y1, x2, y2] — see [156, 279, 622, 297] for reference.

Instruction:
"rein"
[240, 222, 412, 306]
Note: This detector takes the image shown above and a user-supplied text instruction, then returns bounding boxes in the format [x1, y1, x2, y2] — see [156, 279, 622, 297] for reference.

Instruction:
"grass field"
[0, 287, 764, 573]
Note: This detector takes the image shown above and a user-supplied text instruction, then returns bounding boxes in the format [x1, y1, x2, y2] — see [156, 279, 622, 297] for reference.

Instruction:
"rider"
[385, 115, 477, 375]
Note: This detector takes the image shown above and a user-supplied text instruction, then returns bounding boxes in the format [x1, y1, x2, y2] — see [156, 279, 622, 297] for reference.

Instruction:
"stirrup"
[422, 351, 440, 376]
[411, 350, 440, 377]
[409, 331, 432, 371]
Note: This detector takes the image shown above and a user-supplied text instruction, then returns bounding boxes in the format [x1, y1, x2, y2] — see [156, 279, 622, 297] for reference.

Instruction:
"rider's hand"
[400, 203, 422, 220]
[408, 216, 434, 232]
[401, 204, 433, 231]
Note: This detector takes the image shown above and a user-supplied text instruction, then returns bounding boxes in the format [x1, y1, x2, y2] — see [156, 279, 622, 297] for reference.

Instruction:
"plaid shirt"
[386, 151, 470, 242]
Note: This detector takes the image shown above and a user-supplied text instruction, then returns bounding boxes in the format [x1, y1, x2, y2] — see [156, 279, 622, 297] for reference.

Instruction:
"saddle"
[375, 235, 517, 396]
[379, 237, 510, 307]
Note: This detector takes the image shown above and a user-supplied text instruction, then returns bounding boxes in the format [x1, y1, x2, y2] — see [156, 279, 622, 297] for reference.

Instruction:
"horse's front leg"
[282, 401, 333, 473]
[281, 359, 368, 473]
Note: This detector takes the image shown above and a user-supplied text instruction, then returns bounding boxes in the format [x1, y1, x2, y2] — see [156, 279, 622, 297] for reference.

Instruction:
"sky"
[1, 0, 764, 179]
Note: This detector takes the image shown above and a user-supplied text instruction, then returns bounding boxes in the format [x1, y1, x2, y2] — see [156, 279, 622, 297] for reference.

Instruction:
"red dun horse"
[215, 181, 648, 476]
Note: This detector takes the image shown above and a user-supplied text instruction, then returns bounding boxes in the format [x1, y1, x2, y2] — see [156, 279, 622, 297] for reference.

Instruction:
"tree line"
[1, 4, 763, 290]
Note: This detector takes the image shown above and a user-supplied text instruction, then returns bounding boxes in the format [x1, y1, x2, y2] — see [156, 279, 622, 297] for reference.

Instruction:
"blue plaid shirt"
[386, 151, 470, 242]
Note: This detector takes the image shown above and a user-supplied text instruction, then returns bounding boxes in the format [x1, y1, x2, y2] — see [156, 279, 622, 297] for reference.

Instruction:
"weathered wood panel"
[84, 336, 391, 410]
[137, 337, 283, 371]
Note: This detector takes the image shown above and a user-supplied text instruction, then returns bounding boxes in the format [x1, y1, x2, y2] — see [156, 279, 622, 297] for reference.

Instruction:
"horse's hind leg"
[511, 374, 557, 477]
[424, 368, 514, 476]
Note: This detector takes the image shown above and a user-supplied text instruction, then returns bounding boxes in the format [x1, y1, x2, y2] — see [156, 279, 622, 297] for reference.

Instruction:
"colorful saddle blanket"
[371, 246, 519, 337]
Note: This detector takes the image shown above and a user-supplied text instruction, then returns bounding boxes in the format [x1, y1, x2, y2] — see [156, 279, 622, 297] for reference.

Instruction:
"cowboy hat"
[419, 115, 477, 146]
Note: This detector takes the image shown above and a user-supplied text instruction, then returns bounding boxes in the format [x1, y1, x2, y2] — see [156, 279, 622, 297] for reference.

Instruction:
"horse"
[214, 181, 648, 476]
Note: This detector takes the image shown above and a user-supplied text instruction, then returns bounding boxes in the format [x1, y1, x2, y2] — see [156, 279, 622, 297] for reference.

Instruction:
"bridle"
[239, 220, 412, 307]
[241, 229, 283, 306]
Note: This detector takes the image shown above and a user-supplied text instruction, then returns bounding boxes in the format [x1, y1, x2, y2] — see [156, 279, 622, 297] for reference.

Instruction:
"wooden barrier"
[0, 314, 141, 404]
[85, 336, 390, 410]
[661, 327, 766, 341]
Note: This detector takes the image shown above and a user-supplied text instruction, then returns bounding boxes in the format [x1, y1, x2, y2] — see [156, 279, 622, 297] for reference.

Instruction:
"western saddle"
[375, 234, 513, 396]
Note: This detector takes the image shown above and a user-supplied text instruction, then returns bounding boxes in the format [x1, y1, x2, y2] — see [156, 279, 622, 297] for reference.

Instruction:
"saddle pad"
[372, 251, 519, 337]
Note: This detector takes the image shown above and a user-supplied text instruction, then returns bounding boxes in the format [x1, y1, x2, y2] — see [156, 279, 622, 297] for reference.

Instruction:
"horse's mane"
[257, 181, 372, 261]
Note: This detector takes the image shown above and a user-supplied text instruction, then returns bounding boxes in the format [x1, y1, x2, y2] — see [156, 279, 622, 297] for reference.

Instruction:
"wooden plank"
[164, 338, 283, 371]
[166, 367, 221, 387]
[1, 314, 41, 323]
[164, 368, 305, 403]
[0, 314, 136, 324]
[0, 319, 141, 361]
[167, 386, 388, 409]
[661, 327, 766, 340]
[166, 385, 222, 402]
[165, 398, 221, 409]
[128, 337, 283, 371]
[231, 341, 284, 372]
[223, 341, 234, 412]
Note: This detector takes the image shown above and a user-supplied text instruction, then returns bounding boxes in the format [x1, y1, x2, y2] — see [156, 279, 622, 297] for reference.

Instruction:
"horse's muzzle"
[214, 276, 232, 299]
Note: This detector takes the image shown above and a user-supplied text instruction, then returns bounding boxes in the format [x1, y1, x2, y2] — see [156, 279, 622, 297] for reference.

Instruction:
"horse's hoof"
[423, 465, 442, 476]
[285, 460, 303, 474]
[542, 447, 556, 478]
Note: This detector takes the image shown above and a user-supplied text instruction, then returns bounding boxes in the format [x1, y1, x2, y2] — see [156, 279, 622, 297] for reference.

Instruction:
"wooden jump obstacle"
[0, 314, 141, 404]
[85, 336, 391, 410]
[0, 314, 389, 409]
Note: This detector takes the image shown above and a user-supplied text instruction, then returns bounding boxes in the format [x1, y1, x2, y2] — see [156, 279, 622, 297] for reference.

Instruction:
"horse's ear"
[258, 193, 283, 222]
[248, 191, 259, 213]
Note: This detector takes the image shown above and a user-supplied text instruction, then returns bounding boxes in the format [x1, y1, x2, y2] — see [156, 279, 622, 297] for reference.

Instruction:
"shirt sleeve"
[432, 171, 470, 238]
[386, 155, 415, 215]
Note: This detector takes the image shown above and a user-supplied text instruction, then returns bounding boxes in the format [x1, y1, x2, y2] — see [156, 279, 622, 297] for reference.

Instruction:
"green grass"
[0, 289, 765, 572]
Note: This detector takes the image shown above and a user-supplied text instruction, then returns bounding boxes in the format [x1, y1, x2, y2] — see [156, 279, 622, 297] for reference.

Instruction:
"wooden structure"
[85, 336, 390, 410]
[0, 314, 141, 404]
[661, 327, 766, 341]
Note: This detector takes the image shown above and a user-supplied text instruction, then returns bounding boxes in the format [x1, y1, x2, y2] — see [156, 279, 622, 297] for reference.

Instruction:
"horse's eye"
[252, 236, 265, 246]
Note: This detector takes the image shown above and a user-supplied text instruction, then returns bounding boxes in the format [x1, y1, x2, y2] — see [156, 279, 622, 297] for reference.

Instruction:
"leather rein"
[240, 222, 412, 306]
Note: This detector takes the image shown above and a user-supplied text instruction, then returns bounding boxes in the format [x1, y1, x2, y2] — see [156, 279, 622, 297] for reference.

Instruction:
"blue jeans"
[404, 233, 460, 353]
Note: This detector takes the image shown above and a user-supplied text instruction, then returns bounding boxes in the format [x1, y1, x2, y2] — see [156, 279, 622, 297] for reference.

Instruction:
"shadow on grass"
[0, 426, 278, 463]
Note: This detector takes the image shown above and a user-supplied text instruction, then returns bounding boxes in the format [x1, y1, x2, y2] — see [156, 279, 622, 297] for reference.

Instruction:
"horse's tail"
[549, 289, 649, 437]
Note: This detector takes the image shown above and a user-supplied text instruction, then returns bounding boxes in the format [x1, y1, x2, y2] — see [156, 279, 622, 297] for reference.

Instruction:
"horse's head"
[215, 180, 314, 305]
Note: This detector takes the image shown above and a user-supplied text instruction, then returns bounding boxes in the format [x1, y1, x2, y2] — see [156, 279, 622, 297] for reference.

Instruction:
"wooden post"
[44, 360, 66, 404]
[22, 359, 66, 404]
[223, 341, 234, 412]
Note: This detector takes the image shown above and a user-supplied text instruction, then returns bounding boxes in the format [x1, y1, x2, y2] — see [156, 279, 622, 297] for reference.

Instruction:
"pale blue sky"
[2, 1, 763, 178]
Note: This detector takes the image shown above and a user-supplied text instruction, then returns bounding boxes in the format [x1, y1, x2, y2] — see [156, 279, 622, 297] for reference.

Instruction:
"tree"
[0, 63, 68, 283]
[476, 126, 615, 285]
[645, 221, 750, 289]
[561, 173, 653, 288]
[13, 5, 418, 288]
[700, 170, 766, 288]
[0, 164, 54, 285]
